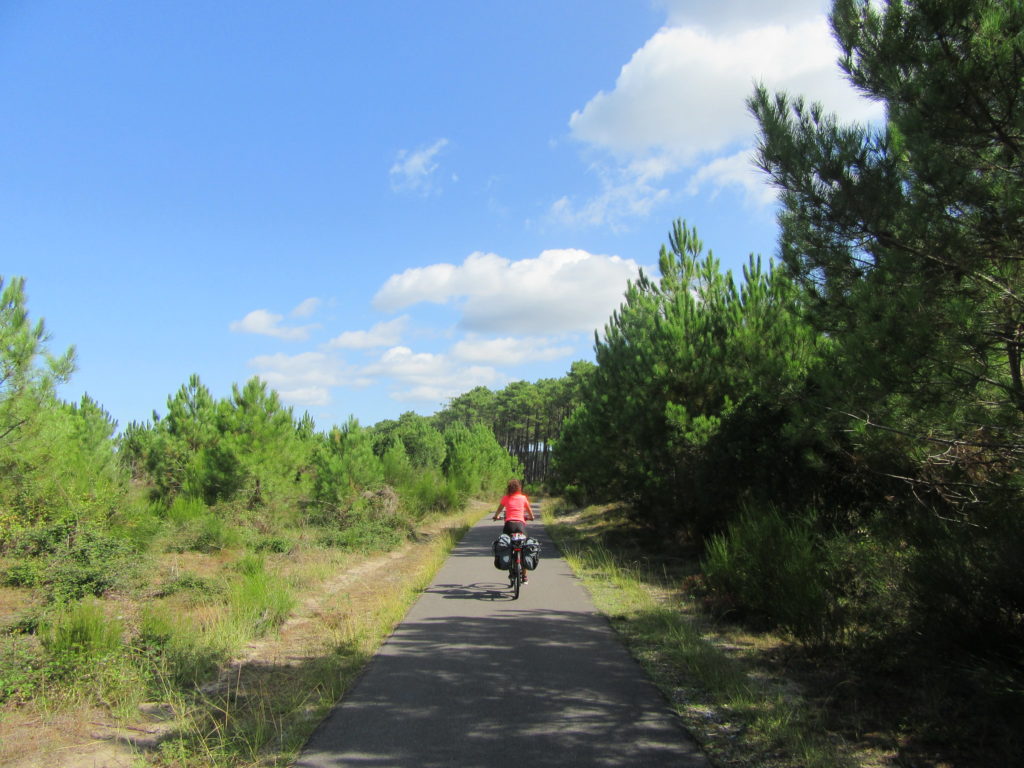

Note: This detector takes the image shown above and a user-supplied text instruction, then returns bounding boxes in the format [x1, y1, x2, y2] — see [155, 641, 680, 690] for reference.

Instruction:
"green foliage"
[137, 604, 221, 687]
[122, 374, 315, 510]
[442, 421, 519, 497]
[703, 509, 841, 647]
[556, 221, 821, 536]
[373, 412, 446, 470]
[380, 440, 415, 486]
[163, 508, 242, 554]
[435, 366, 591, 484]
[7, 523, 144, 604]
[0, 634, 46, 703]
[747, 0, 1024, 659]
[0, 279, 124, 538]
[312, 417, 384, 516]
[157, 571, 224, 599]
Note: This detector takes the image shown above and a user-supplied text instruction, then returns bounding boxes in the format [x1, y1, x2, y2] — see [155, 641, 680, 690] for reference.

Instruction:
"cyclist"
[492, 478, 535, 583]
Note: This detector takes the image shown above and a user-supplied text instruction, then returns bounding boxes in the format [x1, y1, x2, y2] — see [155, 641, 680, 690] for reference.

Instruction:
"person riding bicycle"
[492, 478, 535, 582]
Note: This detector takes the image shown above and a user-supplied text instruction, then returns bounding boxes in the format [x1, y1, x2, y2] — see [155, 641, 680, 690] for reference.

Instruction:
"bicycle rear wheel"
[512, 555, 521, 600]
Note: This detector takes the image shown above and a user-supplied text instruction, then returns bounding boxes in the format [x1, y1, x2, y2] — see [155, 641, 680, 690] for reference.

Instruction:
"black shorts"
[503, 521, 526, 535]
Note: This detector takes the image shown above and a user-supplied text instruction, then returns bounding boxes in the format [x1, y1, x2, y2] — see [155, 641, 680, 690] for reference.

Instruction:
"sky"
[1, 0, 881, 431]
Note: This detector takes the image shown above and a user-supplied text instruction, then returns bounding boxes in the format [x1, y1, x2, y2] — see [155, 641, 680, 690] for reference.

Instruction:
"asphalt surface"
[296, 506, 710, 767]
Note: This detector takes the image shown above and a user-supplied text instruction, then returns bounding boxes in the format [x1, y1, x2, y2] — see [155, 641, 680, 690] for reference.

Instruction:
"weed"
[0, 633, 45, 703]
[40, 597, 124, 665]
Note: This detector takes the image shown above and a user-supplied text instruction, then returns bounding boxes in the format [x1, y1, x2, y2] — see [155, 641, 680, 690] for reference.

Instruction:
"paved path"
[296, 507, 710, 767]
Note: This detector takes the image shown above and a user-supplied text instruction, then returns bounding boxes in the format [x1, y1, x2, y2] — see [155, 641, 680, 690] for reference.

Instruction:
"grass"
[0, 501, 485, 767]
[546, 502, 873, 768]
[136, 505, 482, 767]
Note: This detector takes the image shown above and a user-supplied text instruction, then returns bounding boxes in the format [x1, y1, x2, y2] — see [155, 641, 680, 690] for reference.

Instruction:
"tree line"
[0, 276, 523, 605]
[434, 362, 593, 484]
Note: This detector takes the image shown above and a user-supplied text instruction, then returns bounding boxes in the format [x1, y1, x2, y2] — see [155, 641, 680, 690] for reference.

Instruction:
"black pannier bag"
[493, 533, 512, 570]
[522, 537, 541, 570]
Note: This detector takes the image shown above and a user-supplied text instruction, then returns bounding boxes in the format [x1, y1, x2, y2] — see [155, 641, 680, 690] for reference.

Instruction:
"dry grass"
[0, 503, 487, 768]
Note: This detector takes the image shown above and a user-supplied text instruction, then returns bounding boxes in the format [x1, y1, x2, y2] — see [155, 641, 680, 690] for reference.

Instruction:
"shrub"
[43, 525, 141, 603]
[320, 517, 406, 552]
[156, 571, 223, 599]
[165, 510, 241, 553]
[703, 508, 841, 647]
[1, 560, 43, 587]
[253, 534, 294, 553]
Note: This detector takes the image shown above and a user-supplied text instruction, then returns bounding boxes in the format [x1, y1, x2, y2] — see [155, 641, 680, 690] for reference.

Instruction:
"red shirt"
[499, 492, 530, 523]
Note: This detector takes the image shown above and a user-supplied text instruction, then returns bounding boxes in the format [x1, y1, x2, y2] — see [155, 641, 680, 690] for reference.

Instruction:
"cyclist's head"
[506, 478, 522, 495]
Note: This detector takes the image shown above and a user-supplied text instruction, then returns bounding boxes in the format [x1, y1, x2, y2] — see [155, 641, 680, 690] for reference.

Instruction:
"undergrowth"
[546, 501, 864, 768]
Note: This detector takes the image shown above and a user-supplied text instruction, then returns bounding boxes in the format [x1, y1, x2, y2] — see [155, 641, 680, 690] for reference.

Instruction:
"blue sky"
[1, 0, 880, 431]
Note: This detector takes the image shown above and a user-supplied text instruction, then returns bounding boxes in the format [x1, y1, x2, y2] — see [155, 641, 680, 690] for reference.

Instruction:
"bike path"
[296, 508, 710, 767]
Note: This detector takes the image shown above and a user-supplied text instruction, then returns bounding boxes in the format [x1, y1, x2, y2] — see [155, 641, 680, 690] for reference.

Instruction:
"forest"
[1, 0, 1021, 763]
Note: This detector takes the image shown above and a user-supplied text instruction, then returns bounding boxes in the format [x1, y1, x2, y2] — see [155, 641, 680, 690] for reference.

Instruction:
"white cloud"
[246, 351, 355, 408]
[291, 297, 321, 318]
[373, 248, 642, 335]
[550, 169, 670, 230]
[390, 138, 450, 195]
[451, 336, 573, 365]
[328, 316, 409, 349]
[687, 148, 779, 207]
[276, 387, 331, 407]
[229, 309, 319, 341]
[560, 6, 884, 221]
[364, 346, 505, 404]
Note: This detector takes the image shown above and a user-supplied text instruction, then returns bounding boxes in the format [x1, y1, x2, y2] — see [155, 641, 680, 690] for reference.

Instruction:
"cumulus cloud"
[390, 138, 450, 195]
[364, 346, 505, 404]
[328, 316, 409, 350]
[373, 248, 642, 335]
[246, 351, 353, 407]
[229, 309, 319, 341]
[451, 336, 574, 365]
[558, 3, 884, 222]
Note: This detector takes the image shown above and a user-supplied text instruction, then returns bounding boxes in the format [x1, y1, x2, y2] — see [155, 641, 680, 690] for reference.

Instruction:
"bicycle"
[507, 531, 527, 600]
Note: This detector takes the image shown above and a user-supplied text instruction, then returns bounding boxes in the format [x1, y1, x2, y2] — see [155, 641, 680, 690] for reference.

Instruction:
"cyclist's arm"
[524, 499, 535, 520]
[492, 504, 505, 521]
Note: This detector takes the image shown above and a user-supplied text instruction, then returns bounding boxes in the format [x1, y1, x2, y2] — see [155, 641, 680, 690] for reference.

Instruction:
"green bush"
[42, 525, 141, 603]
[400, 469, 463, 518]
[1, 560, 43, 587]
[253, 534, 294, 553]
[319, 517, 406, 552]
[703, 508, 841, 647]
[165, 510, 241, 553]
